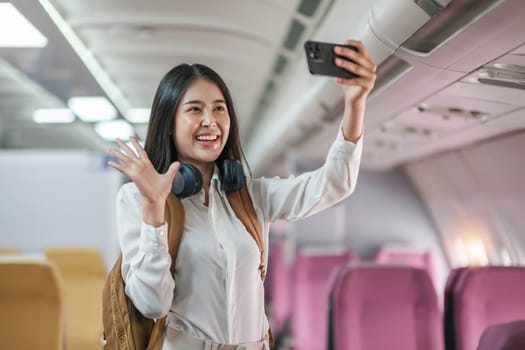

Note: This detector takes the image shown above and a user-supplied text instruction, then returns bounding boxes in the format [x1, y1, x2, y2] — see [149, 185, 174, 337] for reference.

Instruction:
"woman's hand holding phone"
[333, 40, 377, 107]
[306, 39, 377, 142]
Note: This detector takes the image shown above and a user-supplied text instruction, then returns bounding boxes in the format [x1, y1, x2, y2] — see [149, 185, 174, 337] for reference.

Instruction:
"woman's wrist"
[142, 200, 166, 228]
[342, 102, 365, 142]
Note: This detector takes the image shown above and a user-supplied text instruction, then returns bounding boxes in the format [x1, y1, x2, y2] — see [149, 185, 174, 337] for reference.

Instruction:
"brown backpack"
[102, 186, 273, 349]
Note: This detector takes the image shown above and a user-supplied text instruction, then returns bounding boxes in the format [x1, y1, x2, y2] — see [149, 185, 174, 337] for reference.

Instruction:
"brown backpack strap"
[227, 185, 274, 346]
[165, 193, 186, 274]
[146, 193, 186, 350]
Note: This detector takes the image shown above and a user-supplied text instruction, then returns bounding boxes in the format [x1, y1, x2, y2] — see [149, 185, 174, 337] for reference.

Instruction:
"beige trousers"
[162, 326, 268, 350]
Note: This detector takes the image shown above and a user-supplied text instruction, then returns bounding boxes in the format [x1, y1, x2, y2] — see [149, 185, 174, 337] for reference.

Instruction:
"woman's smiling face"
[173, 77, 231, 168]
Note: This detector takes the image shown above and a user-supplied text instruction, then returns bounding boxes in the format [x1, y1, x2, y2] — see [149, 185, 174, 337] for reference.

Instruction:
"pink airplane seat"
[291, 249, 356, 350]
[373, 246, 439, 291]
[476, 320, 525, 350]
[444, 267, 468, 350]
[449, 266, 525, 350]
[266, 239, 292, 336]
[330, 264, 443, 350]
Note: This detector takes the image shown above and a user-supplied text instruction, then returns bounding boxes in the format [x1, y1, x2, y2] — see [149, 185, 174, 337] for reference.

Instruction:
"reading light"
[33, 108, 75, 123]
[95, 119, 135, 141]
[68, 96, 117, 122]
[125, 108, 151, 123]
[0, 3, 48, 47]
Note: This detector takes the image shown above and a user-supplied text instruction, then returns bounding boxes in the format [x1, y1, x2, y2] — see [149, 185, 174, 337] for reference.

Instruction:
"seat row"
[265, 241, 525, 350]
[0, 248, 106, 350]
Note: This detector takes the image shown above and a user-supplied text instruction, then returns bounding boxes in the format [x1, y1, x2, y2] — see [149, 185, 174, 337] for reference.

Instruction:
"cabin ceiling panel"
[80, 28, 275, 65]
[364, 63, 464, 129]
[45, 0, 307, 134]
[441, 80, 525, 107]
[2, 0, 328, 152]
[55, 0, 293, 46]
[513, 44, 525, 55]
[0, 59, 63, 125]
[46, 1, 283, 117]
[365, 105, 525, 171]
[396, 92, 520, 135]
[362, 34, 525, 169]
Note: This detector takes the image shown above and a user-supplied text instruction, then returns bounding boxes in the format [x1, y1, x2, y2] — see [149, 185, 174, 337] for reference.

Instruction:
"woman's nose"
[201, 110, 217, 127]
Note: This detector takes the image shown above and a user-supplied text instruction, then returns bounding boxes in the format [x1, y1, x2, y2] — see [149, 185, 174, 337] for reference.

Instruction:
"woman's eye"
[188, 107, 201, 113]
[215, 105, 226, 112]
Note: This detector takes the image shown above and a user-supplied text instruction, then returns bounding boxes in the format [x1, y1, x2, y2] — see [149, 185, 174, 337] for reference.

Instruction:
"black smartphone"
[304, 40, 359, 79]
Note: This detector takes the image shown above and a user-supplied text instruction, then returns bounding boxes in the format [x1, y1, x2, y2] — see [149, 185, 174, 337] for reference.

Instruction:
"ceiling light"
[39, 0, 131, 115]
[95, 120, 135, 141]
[68, 96, 117, 122]
[125, 108, 151, 123]
[33, 108, 75, 123]
[0, 3, 48, 47]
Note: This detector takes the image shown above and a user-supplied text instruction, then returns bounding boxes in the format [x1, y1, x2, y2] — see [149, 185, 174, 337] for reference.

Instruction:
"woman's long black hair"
[144, 63, 249, 185]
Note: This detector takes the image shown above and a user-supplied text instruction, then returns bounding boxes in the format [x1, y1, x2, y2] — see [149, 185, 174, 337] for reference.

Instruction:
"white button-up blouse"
[116, 128, 363, 345]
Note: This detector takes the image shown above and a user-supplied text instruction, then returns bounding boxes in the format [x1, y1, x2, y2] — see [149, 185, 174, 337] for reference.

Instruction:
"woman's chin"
[194, 153, 221, 165]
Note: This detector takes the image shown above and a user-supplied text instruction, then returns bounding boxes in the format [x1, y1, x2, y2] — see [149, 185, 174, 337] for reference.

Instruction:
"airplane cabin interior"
[1, 0, 525, 349]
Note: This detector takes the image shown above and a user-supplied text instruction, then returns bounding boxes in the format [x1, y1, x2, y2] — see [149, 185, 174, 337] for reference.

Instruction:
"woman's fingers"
[108, 146, 129, 164]
[334, 40, 376, 98]
[107, 137, 150, 177]
[129, 136, 149, 160]
[107, 160, 124, 173]
[115, 138, 138, 159]
[333, 40, 376, 83]
[335, 58, 375, 78]
[344, 40, 372, 60]
[334, 46, 376, 73]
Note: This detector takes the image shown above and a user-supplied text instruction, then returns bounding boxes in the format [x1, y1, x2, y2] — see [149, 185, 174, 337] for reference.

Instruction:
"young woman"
[107, 40, 376, 349]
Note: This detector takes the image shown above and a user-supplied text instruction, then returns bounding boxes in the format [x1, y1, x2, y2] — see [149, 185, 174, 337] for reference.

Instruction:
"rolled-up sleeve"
[249, 128, 363, 222]
[116, 183, 175, 319]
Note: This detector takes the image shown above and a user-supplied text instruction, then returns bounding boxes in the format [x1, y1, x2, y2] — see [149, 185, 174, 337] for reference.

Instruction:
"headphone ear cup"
[221, 160, 245, 193]
[172, 163, 203, 198]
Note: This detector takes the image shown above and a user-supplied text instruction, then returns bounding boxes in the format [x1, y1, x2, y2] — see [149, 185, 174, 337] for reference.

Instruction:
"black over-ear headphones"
[171, 160, 244, 198]
[220, 159, 245, 193]
[171, 163, 203, 198]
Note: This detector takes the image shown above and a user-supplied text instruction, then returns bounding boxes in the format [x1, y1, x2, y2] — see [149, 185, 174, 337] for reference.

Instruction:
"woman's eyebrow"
[182, 99, 226, 105]
[183, 100, 204, 106]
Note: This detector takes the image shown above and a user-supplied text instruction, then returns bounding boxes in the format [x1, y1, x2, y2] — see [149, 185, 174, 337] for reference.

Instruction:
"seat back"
[0, 260, 64, 350]
[331, 265, 443, 350]
[45, 248, 106, 350]
[477, 320, 525, 350]
[444, 267, 468, 350]
[0, 248, 20, 254]
[373, 246, 439, 290]
[452, 267, 525, 350]
[291, 249, 356, 350]
[266, 239, 292, 336]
